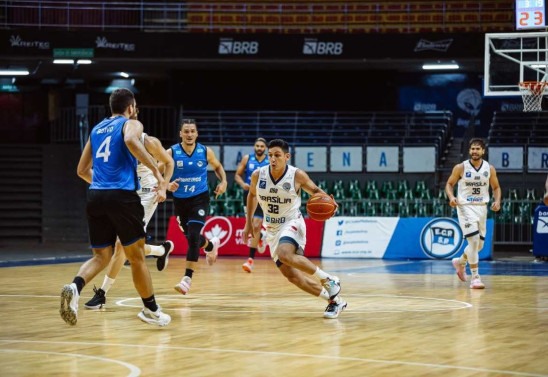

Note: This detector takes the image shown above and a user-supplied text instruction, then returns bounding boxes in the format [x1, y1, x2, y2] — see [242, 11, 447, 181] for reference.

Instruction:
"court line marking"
[115, 293, 472, 313]
[0, 339, 544, 377]
[0, 348, 141, 376]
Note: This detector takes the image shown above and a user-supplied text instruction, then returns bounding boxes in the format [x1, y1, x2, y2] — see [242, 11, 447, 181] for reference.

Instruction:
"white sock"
[313, 267, 330, 281]
[471, 268, 479, 279]
[319, 288, 330, 300]
[147, 244, 164, 257]
[101, 276, 116, 294]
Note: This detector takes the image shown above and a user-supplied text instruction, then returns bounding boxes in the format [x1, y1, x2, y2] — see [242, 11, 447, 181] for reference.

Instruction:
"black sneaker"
[323, 299, 347, 319]
[156, 240, 174, 272]
[84, 286, 106, 309]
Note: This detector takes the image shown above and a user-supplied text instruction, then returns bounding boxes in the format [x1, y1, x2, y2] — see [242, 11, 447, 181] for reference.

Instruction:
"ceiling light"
[120, 72, 129, 78]
[0, 69, 30, 76]
[422, 63, 460, 70]
[531, 63, 547, 68]
[53, 59, 74, 64]
[77, 59, 92, 65]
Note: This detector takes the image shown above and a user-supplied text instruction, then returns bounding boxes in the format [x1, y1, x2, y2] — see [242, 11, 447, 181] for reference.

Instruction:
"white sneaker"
[174, 276, 192, 295]
[324, 298, 347, 319]
[60, 283, 79, 326]
[452, 257, 467, 282]
[138, 306, 171, 327]
[257, 230, 267, 254]
[205, 237, 220, 265]
[470, 276, 485, 289]
[242, 258, 253, 273]
[322, 276, 341, 300]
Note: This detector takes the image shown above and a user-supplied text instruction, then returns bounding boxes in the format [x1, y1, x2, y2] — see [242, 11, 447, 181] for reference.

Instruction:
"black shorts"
[173, 191, 210, 234]
[86, 189, 145, 248]
[243, 190, 264, 218]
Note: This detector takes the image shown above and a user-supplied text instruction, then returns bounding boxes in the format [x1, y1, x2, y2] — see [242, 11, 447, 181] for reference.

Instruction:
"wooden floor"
[0, 256, 547, 377]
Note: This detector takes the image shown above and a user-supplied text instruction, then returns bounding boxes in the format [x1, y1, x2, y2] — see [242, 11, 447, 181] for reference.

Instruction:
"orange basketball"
[306, 192, 337, 221]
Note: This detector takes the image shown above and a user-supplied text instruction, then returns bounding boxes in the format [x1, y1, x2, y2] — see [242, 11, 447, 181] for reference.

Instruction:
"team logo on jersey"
[202, 216, 232, 247]
[465, 171, 471, 178]
[282, 182, 291, 191]
[259, 180, 266, 189]
[483, 171, 489, 177]
[177, 161, 183, 168]
[420, 218, 463, 259]
[197, 161, 204, 167]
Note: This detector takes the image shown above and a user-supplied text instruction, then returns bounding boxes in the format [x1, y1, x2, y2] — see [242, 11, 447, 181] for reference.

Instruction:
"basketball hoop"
[518, 81, 547, 112]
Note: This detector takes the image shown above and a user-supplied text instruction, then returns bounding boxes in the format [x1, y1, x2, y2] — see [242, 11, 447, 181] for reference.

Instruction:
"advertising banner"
[321, 216, 494, 260]
[489, 147, 524, 171]
[166, 215, 324, 258]
[532, 205, 548, 257]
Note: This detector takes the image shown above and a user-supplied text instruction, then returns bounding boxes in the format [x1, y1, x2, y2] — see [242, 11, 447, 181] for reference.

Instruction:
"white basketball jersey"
[137, 133, 158, 193]
[457, 159, 491, 205]
[256, 165, 302, 229]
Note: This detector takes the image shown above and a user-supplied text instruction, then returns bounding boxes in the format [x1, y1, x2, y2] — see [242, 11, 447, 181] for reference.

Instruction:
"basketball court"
[0, 253, 546, 376]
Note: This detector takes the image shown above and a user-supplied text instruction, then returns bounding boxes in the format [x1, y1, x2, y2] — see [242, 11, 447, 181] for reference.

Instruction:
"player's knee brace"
[465, 234, 480, 264]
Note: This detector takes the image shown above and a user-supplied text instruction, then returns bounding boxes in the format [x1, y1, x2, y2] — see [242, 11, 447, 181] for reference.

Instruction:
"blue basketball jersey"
[89, 116, 139, 191]
[171, 142, 209, 199]
[244, 154, 269, 185]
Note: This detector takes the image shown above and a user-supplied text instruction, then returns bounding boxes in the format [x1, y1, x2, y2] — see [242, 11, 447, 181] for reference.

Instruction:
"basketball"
[306, 193, 337, 221]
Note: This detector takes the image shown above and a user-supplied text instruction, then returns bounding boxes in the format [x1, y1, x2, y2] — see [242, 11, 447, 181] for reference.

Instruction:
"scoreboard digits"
[516, 0, 546, 29]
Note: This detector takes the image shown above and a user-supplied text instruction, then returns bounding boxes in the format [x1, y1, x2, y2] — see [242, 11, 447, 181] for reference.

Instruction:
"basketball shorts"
[139, 190, 158, 230]
[266, 215, 306, 264]
[173, 191, 210, 234]
[87, 189, 145, 248]
[456, 204, 487, 238]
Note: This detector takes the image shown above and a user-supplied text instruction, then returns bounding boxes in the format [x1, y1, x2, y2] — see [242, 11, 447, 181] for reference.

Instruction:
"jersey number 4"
[96, 136, 112, 162]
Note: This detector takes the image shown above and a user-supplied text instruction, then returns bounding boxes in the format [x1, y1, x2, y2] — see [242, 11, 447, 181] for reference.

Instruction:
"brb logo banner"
[302, 38, 343, 55]
[218, 38, 259, 55]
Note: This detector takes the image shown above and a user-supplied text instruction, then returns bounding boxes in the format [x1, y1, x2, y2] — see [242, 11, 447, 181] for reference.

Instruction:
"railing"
[145, 197, 538, 246]
[1, 1, 515, 33]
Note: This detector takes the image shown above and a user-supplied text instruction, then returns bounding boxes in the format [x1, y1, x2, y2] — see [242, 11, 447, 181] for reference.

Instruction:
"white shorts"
[139, 191, 158, 230]
[456, 204, 487, 238]
[265, 216, 306, 263]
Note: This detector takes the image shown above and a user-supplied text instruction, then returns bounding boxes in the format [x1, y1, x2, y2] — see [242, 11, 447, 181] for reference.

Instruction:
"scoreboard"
[516, 0, 546, 29]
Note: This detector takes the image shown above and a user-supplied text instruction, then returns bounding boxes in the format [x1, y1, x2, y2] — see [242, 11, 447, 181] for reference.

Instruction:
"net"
[519, 81, 547, 112]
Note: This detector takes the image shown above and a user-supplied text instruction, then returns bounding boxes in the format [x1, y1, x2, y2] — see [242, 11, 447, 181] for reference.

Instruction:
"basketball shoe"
[60, 283, 79, 325]
[452, 257, 467, 282]
[205, 237, 220, 266]
[242, 258, 254, 273]
[84, 286, 106, 309]
[470, 275, 485, 289]
[156, 240, 174, 271]
[322, 276, 341, 300]
[174, 276, 192, 295]
[137, 306, 171, 327]
[324, 298, 347, 319]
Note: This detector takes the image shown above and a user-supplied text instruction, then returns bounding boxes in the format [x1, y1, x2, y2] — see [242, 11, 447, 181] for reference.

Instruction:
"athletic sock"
[147, 244, 164, 256]
[142, 295, 158, 312]
[313, 267, 330, 280]
[73, 276, 85, 294]
[185, 268, 194, 279]
[249, 247, 257, 259]
[101, 276, 116, 294]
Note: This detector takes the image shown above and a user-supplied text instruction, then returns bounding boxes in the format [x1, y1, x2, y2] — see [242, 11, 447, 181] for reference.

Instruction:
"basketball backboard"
[484, 31, 548, 96]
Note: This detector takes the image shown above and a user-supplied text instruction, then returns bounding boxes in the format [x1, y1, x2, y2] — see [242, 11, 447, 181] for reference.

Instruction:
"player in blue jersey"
[234, 138, 269, 272]
[60, 88, 171, 327]
[168, 119, 227, 295]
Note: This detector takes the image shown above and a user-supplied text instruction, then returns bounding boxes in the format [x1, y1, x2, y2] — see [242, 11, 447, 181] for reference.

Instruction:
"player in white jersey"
[242, 139, 347, 319]
[84, 133, 175, 309]
[445, 138, 501, 289]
